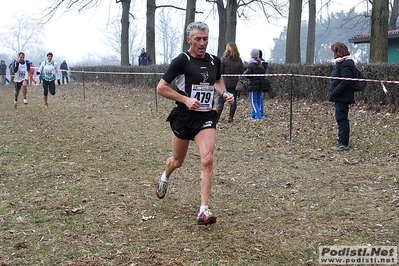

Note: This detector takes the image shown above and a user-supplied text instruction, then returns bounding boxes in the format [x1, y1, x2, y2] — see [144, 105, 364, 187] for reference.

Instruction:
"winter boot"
[228, 105, 237, 123]
[216, 105, 224, 122]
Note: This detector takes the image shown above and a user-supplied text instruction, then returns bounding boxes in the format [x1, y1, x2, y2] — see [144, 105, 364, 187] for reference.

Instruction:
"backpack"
[354, 68, 366, 91]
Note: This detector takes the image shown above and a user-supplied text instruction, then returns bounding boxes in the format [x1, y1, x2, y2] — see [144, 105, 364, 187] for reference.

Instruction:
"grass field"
[0, 82, 398, 265]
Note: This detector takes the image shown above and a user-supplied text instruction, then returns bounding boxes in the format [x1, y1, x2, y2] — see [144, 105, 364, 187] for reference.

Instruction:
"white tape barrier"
[66, 70, 394, 95]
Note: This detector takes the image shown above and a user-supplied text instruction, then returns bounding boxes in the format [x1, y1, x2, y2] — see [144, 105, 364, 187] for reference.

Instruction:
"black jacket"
[220, 56, 244, 89]
[138, 53, 152, 66]
[329, 59, 355, 104]
[60, 62, 68, 71]
[243, 60, 265, 91]
[0, 63, 6, 75]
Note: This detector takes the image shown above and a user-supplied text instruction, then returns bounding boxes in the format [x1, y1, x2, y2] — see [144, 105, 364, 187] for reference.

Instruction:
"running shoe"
[197, 208, 217, 225]
[23, 98, 28, 104]
[14, 100, 17, 108]
[155, 179, 168, 199]
[331, 144, 349, 151]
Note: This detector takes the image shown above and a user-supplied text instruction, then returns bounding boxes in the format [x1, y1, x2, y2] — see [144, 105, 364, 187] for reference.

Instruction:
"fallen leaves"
[64, 205, 85, 215]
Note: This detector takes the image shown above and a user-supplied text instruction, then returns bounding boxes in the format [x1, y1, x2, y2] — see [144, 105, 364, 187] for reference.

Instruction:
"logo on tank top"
[200, 67, 209, 85]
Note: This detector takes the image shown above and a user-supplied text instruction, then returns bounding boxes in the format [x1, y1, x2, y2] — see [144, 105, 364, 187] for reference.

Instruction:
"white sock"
[161, 171, 170, 182]
[200, 205, 208, 214]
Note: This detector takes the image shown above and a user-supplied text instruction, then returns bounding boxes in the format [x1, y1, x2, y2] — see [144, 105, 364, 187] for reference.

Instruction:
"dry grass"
[0, 82, 398, 265]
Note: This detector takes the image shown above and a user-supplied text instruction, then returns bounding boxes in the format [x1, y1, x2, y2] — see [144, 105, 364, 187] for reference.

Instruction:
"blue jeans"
[334, 101, 350, 146]
[62, 73, 69, 84]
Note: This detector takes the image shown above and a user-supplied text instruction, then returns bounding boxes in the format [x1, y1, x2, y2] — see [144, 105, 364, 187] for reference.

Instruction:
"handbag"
[235, 77, 248, 92]
[260, 77, 271, 92]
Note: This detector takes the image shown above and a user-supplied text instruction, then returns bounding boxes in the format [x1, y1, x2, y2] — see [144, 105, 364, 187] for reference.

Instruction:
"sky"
[0, 0, 368, 65]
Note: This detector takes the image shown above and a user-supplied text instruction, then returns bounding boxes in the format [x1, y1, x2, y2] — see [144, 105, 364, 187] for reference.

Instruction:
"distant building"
[348, 30, 399, 63]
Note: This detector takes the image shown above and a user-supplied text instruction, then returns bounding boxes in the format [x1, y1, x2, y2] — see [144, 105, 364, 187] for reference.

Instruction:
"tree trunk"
[306, 0, 316, 64]
[146, 0, 156, 65]
[216, 0, 226, 57]
[225, 0, 237, 43]
[215, 0, 237, 57]
[389, 0, 399, 30]
[182, 0, 196, 52]
[285, 0, 302, 64]
[120, 0, 131, 66]
[370, 0, 389, 63]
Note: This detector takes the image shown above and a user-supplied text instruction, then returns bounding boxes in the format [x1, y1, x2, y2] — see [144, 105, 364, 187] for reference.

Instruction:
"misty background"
[0, 0, 371, 67]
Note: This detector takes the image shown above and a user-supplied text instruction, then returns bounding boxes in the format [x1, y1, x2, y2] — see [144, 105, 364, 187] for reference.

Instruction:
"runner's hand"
[224, 92, 234, 105]
[185, 97, 201, 110]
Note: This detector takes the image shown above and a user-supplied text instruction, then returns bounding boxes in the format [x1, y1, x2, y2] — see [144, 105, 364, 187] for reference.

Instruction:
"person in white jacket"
[37, 52, 59, 108]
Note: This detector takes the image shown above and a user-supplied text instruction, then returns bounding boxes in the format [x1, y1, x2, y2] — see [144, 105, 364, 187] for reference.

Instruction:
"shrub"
[70, 63, 399, 112]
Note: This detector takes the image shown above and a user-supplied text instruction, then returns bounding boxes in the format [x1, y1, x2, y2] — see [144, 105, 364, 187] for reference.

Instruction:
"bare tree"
[306, 0, 316, 64]
[285, 0, 302, 63]
[103, 18, 141, 65]
[145, 1, 193, 63]
[370, 0, 389, 62]
[389, 0, 399, 30]
[43, 0, 132, 65]
[206, 0, 288, 57]
[0, 16, 47, 69]
[119, 0, 131, 65]
[183, 0, 197, 52]
[156, 8, 182, 63]
[226, 0, 238, 49]
[0, 14, 44, 57]
[146, 0, 156, 64]
[214, 0, 227, 57]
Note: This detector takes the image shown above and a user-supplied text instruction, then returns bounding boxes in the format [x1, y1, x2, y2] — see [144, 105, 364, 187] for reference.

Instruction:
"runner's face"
[187, 29, 208, 58]
[18, 54, 24, 63]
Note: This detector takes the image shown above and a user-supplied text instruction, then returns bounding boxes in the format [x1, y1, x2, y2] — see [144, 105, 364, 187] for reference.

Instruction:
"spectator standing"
[258, 50, 269, 70]
[258, 50, 269, 117]
[243, 49, 265, 121]
[0, 60, 7, 85]
[37, 52, 59, 108]
[60, 60, 69, 84]
[216, 41, 244, 123]
[29, 63, 37, 85]
[138, 48, 152, 66]
[9, 60, 15, 85]
[155, 21, 234, 225]
[329, 42, 356, 151]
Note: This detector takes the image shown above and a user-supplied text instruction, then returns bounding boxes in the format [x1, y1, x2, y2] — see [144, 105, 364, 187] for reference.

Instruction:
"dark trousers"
[62, 73, 69, 84]
[334, 101, 350, 146]
[43, 80, 56, 96]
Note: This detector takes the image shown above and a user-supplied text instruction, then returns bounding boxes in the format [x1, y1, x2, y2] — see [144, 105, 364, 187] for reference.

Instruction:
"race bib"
[190, 84, 214, 111]
[45, 71, 53, 79]
[18, 71, 27, 79]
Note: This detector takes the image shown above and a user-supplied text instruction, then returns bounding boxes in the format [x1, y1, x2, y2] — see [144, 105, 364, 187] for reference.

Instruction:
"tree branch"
[156, 4, 203, 14]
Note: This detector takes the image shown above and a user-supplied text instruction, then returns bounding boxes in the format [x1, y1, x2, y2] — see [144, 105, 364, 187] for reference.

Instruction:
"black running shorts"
[15, 81, 24, 91]
[167, 107, 218, 140]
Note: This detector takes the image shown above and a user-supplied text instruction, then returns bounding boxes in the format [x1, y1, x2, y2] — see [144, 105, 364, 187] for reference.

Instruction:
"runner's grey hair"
[186, 21, 209, 37]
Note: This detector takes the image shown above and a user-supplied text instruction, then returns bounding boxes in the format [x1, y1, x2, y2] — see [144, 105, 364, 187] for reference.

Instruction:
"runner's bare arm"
[156, 78, 201, 110]
[214, 78, 234, 104]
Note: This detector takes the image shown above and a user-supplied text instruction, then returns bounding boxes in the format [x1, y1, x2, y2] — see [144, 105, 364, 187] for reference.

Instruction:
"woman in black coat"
[329, 42, 356, 151]
[217, 42, 244, 123]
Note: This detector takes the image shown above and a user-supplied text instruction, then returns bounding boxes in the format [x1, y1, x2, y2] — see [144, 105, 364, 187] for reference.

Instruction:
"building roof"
[349, 30, 399, 44]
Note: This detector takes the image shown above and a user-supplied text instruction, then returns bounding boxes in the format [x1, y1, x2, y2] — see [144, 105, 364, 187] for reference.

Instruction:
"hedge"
[70, 63, 399, 112]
